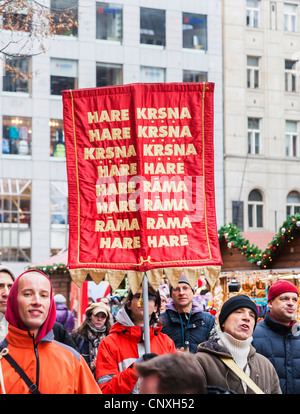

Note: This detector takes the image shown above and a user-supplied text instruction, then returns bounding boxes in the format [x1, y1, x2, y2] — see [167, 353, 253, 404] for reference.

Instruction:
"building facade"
[0, 0, 223, 274]
[223, 0, 300, 232]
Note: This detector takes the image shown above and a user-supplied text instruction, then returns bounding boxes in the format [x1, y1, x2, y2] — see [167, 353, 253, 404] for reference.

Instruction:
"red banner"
[62, 82, 222, 275]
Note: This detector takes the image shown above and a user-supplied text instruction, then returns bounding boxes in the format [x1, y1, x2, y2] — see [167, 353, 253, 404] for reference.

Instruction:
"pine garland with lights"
[259, 213, 300, 268]
[219, 213, 300, 269]
[27, 263, 68, 275]
[218, 223, 263, 265]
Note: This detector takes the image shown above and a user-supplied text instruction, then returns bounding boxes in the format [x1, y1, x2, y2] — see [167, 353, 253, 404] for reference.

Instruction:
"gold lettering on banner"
[87, 109, 129, 123]
[88, 127, 131, 142]
[95, 218, 140, 232]
[84, 144, 136, 160]
[100, 236, 141, 249]
[97, 163, 137, 177]
[136, 107, 191, 120]
[138, 125, 191, 138]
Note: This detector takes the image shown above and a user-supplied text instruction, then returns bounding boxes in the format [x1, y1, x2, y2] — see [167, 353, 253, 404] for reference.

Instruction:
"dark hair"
[71, 308, 111, 341]
[124, 284, 161, 326]
[136, 352, 206, 394]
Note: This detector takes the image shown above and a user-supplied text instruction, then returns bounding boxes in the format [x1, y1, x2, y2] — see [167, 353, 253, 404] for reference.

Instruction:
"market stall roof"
[31, 249, 68, 267]
[241, 232, 276, 251]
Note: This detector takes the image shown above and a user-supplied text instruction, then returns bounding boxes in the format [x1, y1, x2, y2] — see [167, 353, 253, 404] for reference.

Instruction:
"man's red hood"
[5, 269, 56, 344]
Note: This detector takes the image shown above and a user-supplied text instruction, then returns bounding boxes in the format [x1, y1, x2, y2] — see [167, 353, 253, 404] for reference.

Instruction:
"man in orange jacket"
[0, 269, 101, 394]
[96, 284, 176, 394]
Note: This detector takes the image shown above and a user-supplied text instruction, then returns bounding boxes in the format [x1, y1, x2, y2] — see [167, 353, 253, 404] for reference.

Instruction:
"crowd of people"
[0, 264, 299, 394]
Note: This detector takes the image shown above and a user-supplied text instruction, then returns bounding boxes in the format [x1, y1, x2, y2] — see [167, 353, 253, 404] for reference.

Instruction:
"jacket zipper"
[34, 341, 39, 388]
[29, 332, 39, 389]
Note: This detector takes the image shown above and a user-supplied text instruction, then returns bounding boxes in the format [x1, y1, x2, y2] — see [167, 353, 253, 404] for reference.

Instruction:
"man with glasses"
[0, 266, 15, 343]
[95, 284, 176, 394]
[161, 273, 218, 353]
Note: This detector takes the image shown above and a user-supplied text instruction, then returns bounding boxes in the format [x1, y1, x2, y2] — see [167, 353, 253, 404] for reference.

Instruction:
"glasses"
[132, 293, 157, 302]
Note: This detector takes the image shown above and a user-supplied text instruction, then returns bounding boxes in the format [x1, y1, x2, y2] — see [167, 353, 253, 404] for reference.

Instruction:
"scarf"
[87, 324, 106, 360]
[218, 331, 252, 392]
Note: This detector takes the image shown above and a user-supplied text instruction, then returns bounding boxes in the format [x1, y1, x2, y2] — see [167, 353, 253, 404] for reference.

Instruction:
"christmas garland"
[27, 263, 68, 275]
[27, 214, 300, 275]
[218, 223, 263, 265]
[219, 213, 300, 269]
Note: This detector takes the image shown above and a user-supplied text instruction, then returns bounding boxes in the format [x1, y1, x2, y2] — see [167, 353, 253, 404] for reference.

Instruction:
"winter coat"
[0, 325, 101, 394]
[95, 307, 176, 394]
[53, 321, 78, 351]
[55, 303, 75, 333]
[160, 298, 216, 353]
[252, 312, 300, 394]
[0, 269, 100, 394]
[195, 339, 282, 394]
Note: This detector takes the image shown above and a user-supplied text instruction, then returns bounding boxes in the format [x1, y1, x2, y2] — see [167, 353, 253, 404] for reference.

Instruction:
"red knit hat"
[268, 280, 299, 302]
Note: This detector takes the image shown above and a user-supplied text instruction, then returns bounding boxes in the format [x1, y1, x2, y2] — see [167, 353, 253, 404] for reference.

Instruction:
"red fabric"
[268, 280, 299, 302]
[5, 269, 56, 344]
[62, 82, 222, 272]
[95, 321, 176, 394]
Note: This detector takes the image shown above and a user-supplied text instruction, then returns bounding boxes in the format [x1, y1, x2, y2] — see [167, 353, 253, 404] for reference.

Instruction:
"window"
[286, 191, 300, 216]
[0, 179, 31, 262]
[50, 58, 78, 96]
[182, 13, 207, 52]
[248, 189, 263, 228]
[3, 57, 31, 93]
[285, 60, 297, 92]
[96, 2, 122, 42]
[96, 63, 123, 87]
[232, 201, 244, 231]
[285, 120, 298, 157]
[50, 0, 78, 36]
[246, 0, 260, 28]
[183, 70, 207, 83]
[140, 8, 165, 47]
[50, 181, 69, 255]
[2, 116, 32, 156]
[140, 66, 165, 83]
[50, 119, 65, 157]
[2, 3, 32, 32]
[284, 3, 297, 32]
[248, 117, 261, 154]
[247, 56, 260, 88]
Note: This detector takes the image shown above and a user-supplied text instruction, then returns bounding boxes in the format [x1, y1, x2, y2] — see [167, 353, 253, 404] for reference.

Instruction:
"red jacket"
[95, 308, 176, 394]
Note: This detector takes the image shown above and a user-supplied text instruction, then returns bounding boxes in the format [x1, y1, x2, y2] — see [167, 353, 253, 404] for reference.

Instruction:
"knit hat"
[170, 273, 194, 296]
[86, 302, 110, 317]
[54, 294, 66, 304]
[219, 295, 258, 331]
[0, 265, 15, 280]
[267, 280, 299, 302]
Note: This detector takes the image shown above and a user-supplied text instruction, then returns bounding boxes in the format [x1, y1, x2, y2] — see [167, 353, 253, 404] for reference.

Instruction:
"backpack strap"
[220, 357, 264, 394]
[0, 345, 41, 394]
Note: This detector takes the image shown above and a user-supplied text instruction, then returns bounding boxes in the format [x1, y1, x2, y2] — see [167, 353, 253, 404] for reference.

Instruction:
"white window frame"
[285, 120, 299, 157]
[248, 117, 261, 155]
[247, 56, 260, 88]
[285, 60, 297, 92]
[284, 3, 297, 32]
[246, 0, 260, 28]
[286, 191, 300, 216]
[248, 189, 264, 229]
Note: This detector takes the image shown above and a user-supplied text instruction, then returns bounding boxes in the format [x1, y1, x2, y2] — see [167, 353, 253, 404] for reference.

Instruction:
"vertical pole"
[143, 272, 151, 353]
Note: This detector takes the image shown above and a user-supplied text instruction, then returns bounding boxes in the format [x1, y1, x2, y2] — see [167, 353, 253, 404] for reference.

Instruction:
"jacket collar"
[264, 311, 294, 335]
[6, 323, 54, 348]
